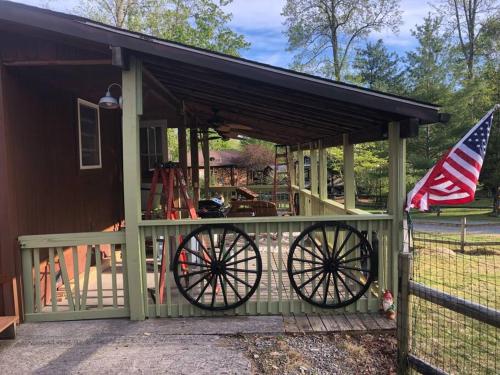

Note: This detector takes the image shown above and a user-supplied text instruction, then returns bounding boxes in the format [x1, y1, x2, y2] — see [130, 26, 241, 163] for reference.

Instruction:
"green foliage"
[77, 0, 250, 56]
[351, 39, 405, 93]
[282, 0, 402, 80]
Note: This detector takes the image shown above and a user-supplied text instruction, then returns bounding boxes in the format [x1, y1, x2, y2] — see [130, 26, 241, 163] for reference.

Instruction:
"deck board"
[306, 314, 326, 332]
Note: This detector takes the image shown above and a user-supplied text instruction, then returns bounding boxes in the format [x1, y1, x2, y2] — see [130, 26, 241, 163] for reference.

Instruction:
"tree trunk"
[493, 186, 500, 217]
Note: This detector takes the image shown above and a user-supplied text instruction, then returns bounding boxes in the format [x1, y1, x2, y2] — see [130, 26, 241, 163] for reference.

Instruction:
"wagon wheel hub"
[211, 261, 226, 275]
[324, 259, 338, 273]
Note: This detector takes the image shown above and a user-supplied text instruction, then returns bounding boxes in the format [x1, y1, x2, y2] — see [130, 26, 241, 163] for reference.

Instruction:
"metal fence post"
[397, 252, 412, 375]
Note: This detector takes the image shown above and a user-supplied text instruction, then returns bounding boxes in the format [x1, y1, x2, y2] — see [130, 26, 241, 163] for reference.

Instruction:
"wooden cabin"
[0, 2, 447, 322]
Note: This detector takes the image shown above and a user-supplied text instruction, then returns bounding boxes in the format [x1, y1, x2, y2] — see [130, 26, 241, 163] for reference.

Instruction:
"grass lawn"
[410, 207, 500, 223]
[409, 236, 499, 374]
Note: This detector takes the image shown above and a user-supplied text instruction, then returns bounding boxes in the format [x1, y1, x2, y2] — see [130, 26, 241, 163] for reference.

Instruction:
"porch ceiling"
[144, 59, 429, 146]
[0, 1, 446, 146]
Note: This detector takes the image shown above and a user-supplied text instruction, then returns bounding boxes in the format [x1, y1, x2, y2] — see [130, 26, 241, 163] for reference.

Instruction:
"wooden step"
[0, 316, 17, 339]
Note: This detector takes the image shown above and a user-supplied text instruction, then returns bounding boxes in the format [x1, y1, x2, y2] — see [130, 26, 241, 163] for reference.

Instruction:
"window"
[78, 99, 102, 169]
[140, 121, 167, 172]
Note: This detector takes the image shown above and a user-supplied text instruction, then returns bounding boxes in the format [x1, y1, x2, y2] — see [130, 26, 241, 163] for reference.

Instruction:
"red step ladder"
[145, 162, 199, 303]
[272, 145, 294, 214]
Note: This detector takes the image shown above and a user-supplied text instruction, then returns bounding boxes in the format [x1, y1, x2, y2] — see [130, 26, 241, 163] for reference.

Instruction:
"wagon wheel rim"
[173, 224, 262, 311]
[287, 222, 375, 309]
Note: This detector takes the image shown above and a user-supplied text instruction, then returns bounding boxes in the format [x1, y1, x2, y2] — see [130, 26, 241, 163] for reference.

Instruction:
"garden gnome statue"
[381, 290, 396, 320]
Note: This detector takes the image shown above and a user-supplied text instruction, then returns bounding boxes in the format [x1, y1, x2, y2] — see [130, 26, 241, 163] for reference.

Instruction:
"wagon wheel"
[173, 224, 262, 311]
[287, 222, 375, 309]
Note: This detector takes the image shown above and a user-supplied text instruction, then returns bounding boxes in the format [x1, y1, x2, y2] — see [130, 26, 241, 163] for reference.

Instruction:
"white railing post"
[343, 134, 355, 213]
[122, 56, 146, 320]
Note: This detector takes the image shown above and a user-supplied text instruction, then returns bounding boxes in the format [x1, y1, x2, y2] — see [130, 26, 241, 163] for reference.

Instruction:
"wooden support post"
[122, 56, 146, 320]
[202, 129, 210, 198]
[288, 147, 296, 188]
[319, 143, 328, 201]
[310, 143, 318, 197]
[190, 128, 200, 206]
[178, 117, 188, 179]
[297, 149, 305, 190]
[230, 166, 235, 186]
[388, 122, 406, 299]
[397, 252, 412, 375]
[297, 149, 305, 215]
[343, 134, 355, 213]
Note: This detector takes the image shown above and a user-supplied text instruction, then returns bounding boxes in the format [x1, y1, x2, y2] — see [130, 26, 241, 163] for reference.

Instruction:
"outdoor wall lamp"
[99, 83, 123, 109]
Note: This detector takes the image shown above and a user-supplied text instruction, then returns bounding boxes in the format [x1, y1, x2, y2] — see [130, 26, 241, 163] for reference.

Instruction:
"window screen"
[78, 99, 101, 169]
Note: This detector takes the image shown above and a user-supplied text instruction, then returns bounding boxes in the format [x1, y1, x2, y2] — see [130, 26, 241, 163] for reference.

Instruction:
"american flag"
[406, 106, 497, 211]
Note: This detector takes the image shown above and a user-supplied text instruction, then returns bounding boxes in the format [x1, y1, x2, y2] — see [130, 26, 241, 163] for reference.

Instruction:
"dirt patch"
[234, 332, 397, 375]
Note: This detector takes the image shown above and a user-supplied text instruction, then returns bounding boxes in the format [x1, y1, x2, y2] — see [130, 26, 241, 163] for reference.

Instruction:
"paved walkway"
[0, 314, 394, 374]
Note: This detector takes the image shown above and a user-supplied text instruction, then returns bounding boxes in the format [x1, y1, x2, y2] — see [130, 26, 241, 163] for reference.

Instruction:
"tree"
[282, 0, 402, 80]
[439, 0, 499, 79]
[77, 0, 250, 56]
[236, 144, 275, 171]
[352, 39, 404, 93]
[404, 15, 454, 178]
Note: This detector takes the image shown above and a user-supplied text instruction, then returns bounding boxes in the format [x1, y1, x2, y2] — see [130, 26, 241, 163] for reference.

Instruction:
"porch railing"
[138, 214, 393, 318]
[19, 231, 129, 322]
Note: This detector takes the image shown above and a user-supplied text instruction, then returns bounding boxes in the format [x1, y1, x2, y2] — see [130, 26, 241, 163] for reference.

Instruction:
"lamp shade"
[99, 90, 119, 109]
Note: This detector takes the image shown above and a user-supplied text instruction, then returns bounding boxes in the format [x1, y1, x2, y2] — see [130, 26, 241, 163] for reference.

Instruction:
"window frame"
[77, 98, 102, 170]
[140, 120, 168, 172]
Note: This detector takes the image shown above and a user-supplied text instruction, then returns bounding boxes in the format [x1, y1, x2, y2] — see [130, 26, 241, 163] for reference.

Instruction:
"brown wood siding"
[0, 65, 124, 316]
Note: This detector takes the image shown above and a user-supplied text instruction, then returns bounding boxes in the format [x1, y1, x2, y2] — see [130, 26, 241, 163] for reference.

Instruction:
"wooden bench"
[0, 274, 17, 339]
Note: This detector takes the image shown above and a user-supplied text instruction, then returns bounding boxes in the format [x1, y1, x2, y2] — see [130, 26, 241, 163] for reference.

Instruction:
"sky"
[11, 0, 435, 68]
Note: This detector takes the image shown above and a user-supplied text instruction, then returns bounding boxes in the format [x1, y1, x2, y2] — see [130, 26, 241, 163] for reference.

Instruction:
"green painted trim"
[21, 250, 34, 314]
[388, 121, 406, 301]
[122, 56, 146, 320]
[139, 214, 392, 227]
[24, 309, 130, 322]
[19, 231, 126, 249]
[146, 299, 380, 318]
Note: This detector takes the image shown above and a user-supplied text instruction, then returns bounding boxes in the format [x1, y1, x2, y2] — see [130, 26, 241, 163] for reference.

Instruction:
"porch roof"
[0, 1, 447, 146]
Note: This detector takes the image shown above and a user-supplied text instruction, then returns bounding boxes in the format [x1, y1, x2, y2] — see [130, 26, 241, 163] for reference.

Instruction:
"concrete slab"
[0, 318, 253, 375]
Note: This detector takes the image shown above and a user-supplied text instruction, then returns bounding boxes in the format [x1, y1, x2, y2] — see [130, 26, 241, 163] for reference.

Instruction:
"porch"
[0, 2, 444, 323]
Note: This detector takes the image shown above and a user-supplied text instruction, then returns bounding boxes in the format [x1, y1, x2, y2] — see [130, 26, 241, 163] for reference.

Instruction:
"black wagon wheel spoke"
[309, 272, 327, 299]
[336, 270, 355, 298]
[178, 268, 211, 279]
[222, 273, 243, 300]
[217, 228, 228, 262]
[195, 273, 214, 303]
[287, 222, 375, 309]
[337, 269, 366, 288]
[218, 274, 229, 307]
[225, 270, 253, 289]
[307, 232, 328, 260]
[338, 265, 370, 273]
[182, 246, 211, 264]
[336, 242, 362, 263]
[173, 224, 262, 311]
[225, 255, 257, 267]
[291, 257, 323, 266]
[297, 270, 324, 290]
[221, 233, 242, 261]
[297, 244, 324, 262]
